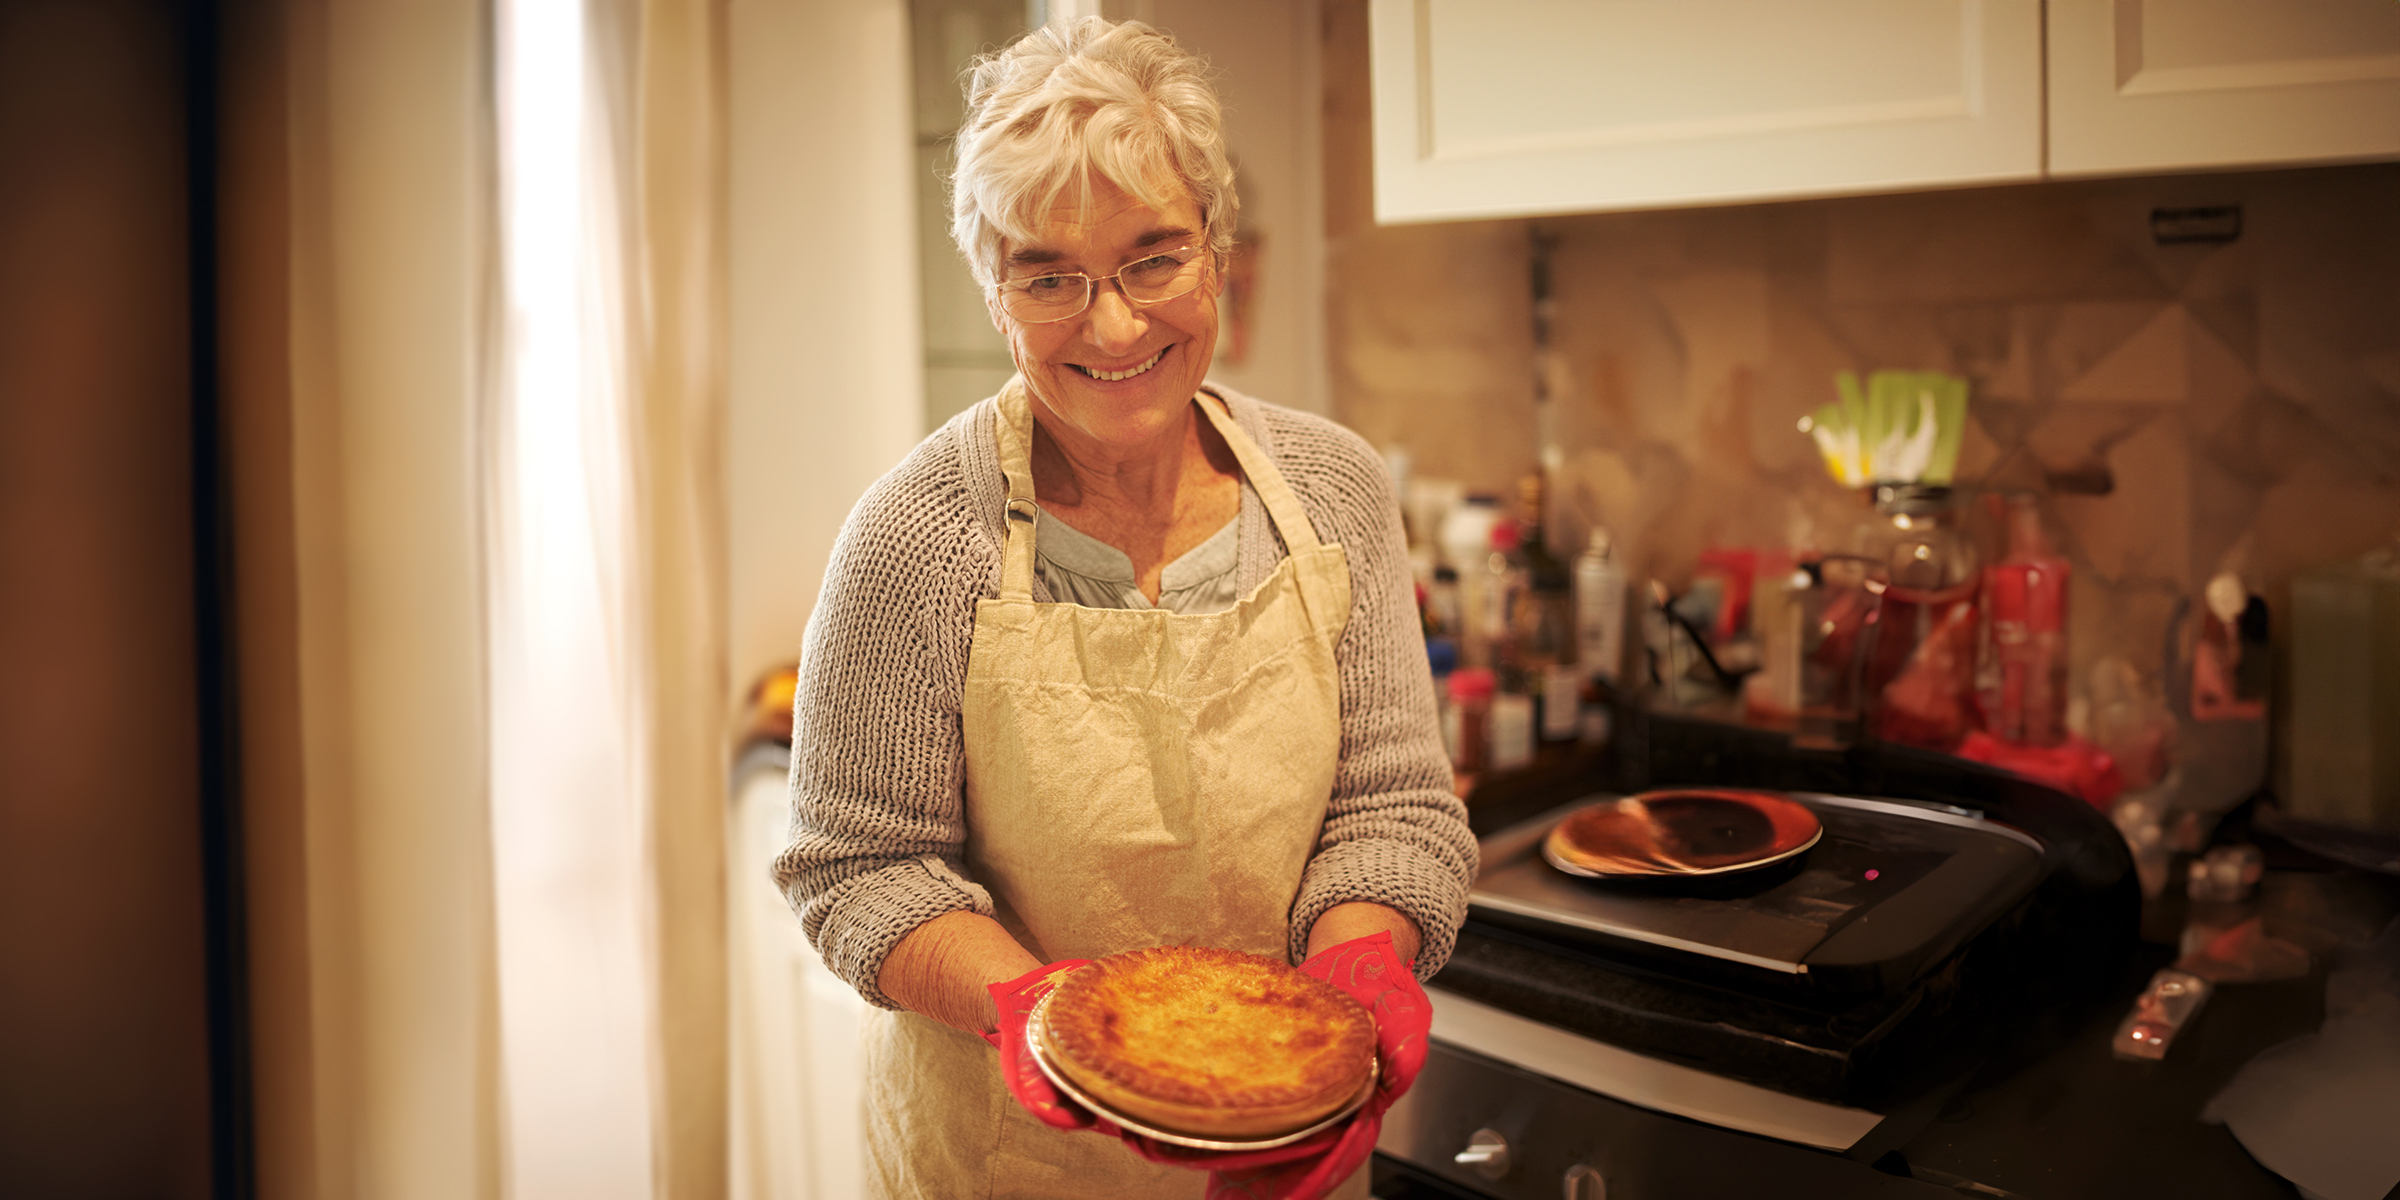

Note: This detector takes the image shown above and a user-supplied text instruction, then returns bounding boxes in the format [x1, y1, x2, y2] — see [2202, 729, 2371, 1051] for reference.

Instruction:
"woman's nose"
[1084, 283, 1146, 352]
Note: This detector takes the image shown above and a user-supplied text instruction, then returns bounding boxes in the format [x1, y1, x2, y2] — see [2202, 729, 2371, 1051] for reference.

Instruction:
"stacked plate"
[1543, 789, 1824, 879]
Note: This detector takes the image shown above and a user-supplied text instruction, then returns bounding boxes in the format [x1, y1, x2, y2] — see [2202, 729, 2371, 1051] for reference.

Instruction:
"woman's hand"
[878, 910, 1045, 1036]
[1304, 901, 1422, 966]
[884, 904, 1419, 1035]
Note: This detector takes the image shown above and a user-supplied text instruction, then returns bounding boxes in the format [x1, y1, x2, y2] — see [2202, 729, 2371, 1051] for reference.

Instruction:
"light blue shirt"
[1032, 508, 1239, 614]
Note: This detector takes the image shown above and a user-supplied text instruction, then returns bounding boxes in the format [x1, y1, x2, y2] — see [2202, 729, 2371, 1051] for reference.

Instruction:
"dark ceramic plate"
[1542, 789, 1824, 879]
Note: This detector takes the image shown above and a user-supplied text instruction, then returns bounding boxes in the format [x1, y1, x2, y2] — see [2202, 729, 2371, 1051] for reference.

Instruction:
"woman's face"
[990, 176, 1220, 460]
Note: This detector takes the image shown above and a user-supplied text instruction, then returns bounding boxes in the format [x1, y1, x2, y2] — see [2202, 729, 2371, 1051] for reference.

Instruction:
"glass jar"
[1857, 484, 1982, 750]
[1786, 553, 1886, 748]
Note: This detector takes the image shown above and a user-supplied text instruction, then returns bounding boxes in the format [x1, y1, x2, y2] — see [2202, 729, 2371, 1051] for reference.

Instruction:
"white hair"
[949, 16, 1238, 290]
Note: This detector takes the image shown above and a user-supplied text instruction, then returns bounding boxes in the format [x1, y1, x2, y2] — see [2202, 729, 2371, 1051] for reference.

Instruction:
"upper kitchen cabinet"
[2047, 0, 2400, 177]
[1369, 0, 2044, 223]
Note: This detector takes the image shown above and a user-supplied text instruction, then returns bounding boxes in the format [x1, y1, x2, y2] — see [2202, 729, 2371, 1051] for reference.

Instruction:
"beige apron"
[863, 382, 1368, 1200]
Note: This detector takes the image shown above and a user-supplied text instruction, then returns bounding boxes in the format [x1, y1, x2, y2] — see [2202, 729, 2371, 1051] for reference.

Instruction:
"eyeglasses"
[993, 244, 1209, 324]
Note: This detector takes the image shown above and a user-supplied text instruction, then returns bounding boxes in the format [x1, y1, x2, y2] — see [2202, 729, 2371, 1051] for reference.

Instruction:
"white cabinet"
[1370, 0, 2400, 225]
[1370, 0, 2044, 224]
[2047, 0, 2400, 177]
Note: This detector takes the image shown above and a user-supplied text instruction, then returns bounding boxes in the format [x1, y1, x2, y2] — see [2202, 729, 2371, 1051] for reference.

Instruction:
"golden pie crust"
[1040, 945, 1375, 1138]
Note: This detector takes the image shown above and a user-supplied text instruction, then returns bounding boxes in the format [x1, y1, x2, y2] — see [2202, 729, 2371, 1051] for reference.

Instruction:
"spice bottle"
[1445, 667, 1496, 775]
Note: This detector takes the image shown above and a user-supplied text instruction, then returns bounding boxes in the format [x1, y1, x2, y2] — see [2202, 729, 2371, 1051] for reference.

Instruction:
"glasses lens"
[1120, 249, 1203, 303]
[1002, 274, 1090, 321]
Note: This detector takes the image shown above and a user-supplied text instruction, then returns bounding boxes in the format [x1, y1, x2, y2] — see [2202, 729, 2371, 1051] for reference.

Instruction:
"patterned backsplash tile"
[1329, 162, 2400, 695]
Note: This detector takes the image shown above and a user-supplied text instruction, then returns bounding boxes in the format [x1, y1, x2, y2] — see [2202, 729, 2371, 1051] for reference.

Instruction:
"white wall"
[1138, 0, 1329, 415]
[728, 0, 927, 698]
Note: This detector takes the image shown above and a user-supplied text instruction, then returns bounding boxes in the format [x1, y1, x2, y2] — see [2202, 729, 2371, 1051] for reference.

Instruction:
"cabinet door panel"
[2048, 0, 2400, 176]
[1370, 0, 2042, 224]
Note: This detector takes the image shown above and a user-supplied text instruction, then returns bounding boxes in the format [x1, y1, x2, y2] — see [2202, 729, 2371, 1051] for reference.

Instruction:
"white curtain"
[229, 0, 732, 1194]
[489, 0, 662, 1197]
[487, 0, 732, 1197]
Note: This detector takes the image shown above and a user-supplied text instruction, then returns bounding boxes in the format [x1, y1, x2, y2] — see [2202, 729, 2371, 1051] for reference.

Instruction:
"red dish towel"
[985, 931, 1433, 1200]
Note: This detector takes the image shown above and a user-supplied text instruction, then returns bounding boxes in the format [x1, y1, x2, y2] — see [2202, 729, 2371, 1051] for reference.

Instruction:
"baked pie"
[1039, 945, 1376, 1137]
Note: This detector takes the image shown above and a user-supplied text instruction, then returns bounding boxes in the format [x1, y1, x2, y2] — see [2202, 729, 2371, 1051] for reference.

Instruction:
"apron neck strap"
[992, 380, 1323, 603]
[995, 379, 1043, 602]
[1191, 389, 1322, 555]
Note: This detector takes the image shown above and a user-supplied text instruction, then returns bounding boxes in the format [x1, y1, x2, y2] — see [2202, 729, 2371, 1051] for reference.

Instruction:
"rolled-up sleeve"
[773, 461, 992, 1010]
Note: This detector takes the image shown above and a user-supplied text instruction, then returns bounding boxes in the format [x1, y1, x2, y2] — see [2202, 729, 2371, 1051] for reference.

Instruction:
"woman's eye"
[1123, 254, 1183, 283]
[1022, 275, 1078, 296]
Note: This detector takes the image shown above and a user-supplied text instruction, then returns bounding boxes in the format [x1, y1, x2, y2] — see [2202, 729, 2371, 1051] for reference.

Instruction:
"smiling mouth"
[1069, 347, 1166, 382]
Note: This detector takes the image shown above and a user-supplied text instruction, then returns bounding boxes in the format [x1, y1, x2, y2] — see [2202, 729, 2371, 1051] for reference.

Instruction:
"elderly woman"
[776, 16, 1474, 1199]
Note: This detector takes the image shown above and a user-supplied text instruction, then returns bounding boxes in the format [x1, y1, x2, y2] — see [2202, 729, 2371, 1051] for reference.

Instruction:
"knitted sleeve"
[1257, 405, 1477, 979]
[771, 417, 995, 1010]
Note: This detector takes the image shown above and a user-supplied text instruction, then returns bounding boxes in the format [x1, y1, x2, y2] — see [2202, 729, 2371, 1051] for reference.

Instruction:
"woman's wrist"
[1305, 900, 1423, 965]
[878, 910, 1043, 1035]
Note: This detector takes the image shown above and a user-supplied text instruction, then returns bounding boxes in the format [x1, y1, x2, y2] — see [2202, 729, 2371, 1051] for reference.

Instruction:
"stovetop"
[1427, 711, 2140, 1110]
[1472, 791, 2046, 1000]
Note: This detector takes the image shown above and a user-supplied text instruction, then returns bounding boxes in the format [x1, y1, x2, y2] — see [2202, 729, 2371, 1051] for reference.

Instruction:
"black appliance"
[1372, 712, 2139, 1199]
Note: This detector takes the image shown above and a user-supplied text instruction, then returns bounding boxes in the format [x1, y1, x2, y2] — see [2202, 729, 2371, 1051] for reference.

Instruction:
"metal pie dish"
[1023, 989, 1378, 1151]
[1542, 789, 1824, 880]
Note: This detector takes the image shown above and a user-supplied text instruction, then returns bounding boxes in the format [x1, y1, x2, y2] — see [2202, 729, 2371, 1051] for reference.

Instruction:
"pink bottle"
[1979, 496, 2069, 746]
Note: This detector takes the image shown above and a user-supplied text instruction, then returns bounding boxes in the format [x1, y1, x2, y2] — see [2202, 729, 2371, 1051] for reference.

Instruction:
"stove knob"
[1562, 1162, 1607, 1200]
[1454, 1128, 1511, 1181]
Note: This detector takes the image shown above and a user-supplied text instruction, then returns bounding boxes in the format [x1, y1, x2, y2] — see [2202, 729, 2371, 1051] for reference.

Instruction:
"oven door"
[1371, 1150, 1501, 1199]
[1373, 1038, 1955, 1199]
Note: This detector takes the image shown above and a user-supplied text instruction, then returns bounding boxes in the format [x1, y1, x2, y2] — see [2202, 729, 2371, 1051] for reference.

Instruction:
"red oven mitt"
[1202, 931, 1432, 1198]
[985, 931, 1432, 1200]
[984, 958, 1099, 1127]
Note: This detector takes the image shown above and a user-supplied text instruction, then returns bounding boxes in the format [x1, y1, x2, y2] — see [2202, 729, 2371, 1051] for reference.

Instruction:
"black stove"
[1373, 711, 2139, 1199]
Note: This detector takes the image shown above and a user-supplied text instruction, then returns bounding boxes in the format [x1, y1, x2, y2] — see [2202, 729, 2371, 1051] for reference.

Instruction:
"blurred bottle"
[1490, 690, 1535, 772]
[1574, 527, 1626, 743]
[1480, 519, 1530, 678]
[2090, 656, 2176, 792]
[1445, 666, 1494, 776]
[2287, 540, 2400, 835]
[1427, 636, 1460, 764]
[1423, 565, 1463, 640]
[1979, 494, 2070, 746]
[1642, 579, 1676, 697]
[1439, 495, 1504, 668]
[1514, 475, 1578, 742]
[2191, 572, 2268, 721]
[1748, 562, 1808, 720]
[1795, 554, 1885, 747]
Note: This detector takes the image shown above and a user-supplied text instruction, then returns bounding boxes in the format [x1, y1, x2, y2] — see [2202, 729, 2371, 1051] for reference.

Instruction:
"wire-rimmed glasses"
[993, 243, 1210, 324]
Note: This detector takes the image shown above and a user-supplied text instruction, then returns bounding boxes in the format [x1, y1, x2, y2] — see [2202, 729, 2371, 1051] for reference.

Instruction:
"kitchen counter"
[1886, 944, 2326, 1199]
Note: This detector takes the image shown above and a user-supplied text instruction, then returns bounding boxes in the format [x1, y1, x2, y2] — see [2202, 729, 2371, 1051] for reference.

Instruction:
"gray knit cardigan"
[775, 385, 1475, 1008]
